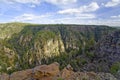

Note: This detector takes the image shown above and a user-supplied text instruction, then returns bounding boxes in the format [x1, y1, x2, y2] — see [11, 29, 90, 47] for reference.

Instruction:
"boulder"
[60, 64, 74, 79]
[10, 69, 32, 80]
[33, 62, 60, 80]
[0, 73, 9, 80]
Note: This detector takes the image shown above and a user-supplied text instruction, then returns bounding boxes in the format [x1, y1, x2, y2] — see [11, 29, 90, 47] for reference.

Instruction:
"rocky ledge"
[0, 62, 117, 80]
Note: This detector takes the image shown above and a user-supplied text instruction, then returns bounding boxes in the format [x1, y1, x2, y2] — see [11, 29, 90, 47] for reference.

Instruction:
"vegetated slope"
[0, 23, 117, 75]
[0, 22, 29, 39]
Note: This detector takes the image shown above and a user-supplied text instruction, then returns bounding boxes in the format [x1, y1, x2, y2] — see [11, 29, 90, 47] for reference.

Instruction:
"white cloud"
[75, 14, 96, 19]
[57, 2, 98, 19]
[13, 13, 50, 21]
[2, 0, 77, 5]
[111, 15, 120, 18]
[3, 13, 120, 26]
[45, 17, 120, 26]
[90, 19, 120, 26]
[0, 0, 78, 9]
[1, 0, 41, 4]
[30, 4, 36, 8]
[58, 2, 99, 14]
[45, 0, 77, 5]
[105, 0, 120, 7]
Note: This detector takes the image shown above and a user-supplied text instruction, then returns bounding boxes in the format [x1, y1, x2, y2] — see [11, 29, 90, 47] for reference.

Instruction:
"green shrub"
[110, 62, 120, 74]
[86, 52, 95, 59]
[57, 77, 64, 80]
[80, 58, 87, 65]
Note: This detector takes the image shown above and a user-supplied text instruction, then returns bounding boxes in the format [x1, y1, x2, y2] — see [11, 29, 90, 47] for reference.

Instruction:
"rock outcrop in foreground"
[0, 62, 117, 80]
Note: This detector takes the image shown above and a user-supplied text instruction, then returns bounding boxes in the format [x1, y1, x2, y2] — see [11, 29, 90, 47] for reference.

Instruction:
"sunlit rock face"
[16, 31, 65, 66]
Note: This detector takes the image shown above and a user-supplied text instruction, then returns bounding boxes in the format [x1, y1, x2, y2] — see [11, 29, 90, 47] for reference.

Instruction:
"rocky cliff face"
[94, 30, 120, 63]
[77, 30, 120, 79]
[0, 62, 117, 80]
[89, 30, 120, 78]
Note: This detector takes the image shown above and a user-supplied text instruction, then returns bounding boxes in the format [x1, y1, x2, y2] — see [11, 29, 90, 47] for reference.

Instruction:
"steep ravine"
[0, 23, 119, 79]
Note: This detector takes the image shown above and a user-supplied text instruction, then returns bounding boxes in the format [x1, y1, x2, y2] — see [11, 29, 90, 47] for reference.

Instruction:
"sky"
[0, 0, 120, 26]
